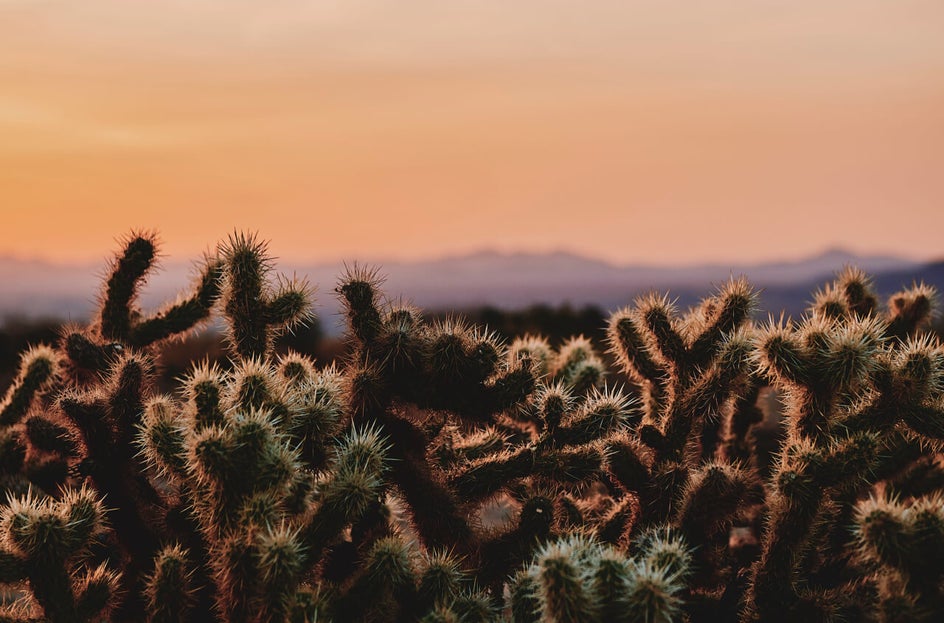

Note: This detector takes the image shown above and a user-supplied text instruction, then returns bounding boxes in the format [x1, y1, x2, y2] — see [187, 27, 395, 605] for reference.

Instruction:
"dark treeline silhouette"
[6, 304, 943, 391]
[442, 303, 609, 348]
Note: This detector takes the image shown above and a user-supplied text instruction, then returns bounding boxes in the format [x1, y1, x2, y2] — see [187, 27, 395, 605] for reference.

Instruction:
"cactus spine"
[0, 236, 941, 622]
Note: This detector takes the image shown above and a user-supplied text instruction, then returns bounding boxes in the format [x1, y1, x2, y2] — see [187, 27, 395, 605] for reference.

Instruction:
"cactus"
[852, 494, 944, 621]
[0, 486, 119, 622]
[744, 268, 944, 622]
[510, 533, 692, 623]
[0, 346, 63, 496]
[93, 231, 223, 351]
[219, 232, 312, 359]
[0, 234, 942, 622]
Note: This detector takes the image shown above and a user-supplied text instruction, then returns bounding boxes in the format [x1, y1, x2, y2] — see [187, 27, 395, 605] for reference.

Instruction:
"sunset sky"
[2, 1, 943, 266]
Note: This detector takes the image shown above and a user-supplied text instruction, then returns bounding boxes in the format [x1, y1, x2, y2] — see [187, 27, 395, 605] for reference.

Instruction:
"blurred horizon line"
[0, 242, 939, 271]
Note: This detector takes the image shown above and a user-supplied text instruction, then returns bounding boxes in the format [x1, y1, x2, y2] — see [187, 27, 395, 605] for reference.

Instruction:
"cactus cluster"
[745, 268, 944, 622]
[0, 234, 941, 622]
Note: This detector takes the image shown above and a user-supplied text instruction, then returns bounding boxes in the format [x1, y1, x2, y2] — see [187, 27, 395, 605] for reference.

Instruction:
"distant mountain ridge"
[0, 250, 938, 335]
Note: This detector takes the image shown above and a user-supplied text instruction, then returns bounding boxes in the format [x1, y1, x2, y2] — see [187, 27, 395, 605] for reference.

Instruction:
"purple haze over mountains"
[0, 249, 939, 335]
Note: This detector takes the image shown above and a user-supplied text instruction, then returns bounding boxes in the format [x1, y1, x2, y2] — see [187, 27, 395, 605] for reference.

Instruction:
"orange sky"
[2, 1, 943, 265]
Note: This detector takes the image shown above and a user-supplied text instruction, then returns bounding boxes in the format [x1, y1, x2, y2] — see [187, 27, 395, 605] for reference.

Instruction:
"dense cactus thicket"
[0, 232, 941, 623]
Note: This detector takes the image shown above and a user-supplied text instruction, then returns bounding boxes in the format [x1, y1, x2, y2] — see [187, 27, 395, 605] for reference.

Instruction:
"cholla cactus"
[0, 233, 320, 622]
[139, 386, 390, 622]
[448, 384, 637, 504]
[218, 232, 312, 359]
[591, 280, 762, 618]
[3, 234, 944, 623]
[606, 279, 758, 463]
[337, 268, 656, 591]
[96, 232, 224, 348]
[335, 268, 539, 557]
[853, 494, 944, 621]
[60, 232, 222, 384]
[0, 346, 66, 495]
[550, 336, 607, 394]
[0, 345, 60, 428]
[745, 268, 944, 622]
[510, 532, 692, 623]
[0, 486, 119, 622]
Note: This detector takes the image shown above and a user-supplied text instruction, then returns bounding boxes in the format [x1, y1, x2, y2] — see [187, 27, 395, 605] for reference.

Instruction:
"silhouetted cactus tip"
[4, 233, 944, 623]
[0, 344, 60, 427]
[219, 231, 314, 358]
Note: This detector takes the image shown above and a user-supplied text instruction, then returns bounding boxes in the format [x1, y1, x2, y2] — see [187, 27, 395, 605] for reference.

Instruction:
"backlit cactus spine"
[0, 345, 66, 495]
[0, 233, 230, 622]
[745, 268, 944, 622]
[601, 278, 761, 618]
[0, 487, 119, 623]
[337, 266, 669, 602]
[336, 267, 539, 561]
[219, 232, 312, 359]
[510, 532, 693, 623]
[853, 494, 944, 621]
[61, 232, 222, 385]
[139, 386, 390, 622]
[1, 231, 942, 623]
[133, 239, 395, 623]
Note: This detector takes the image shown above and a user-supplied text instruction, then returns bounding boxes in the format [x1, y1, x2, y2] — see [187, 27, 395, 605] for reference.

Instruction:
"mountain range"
[1, 249, 940, 335]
